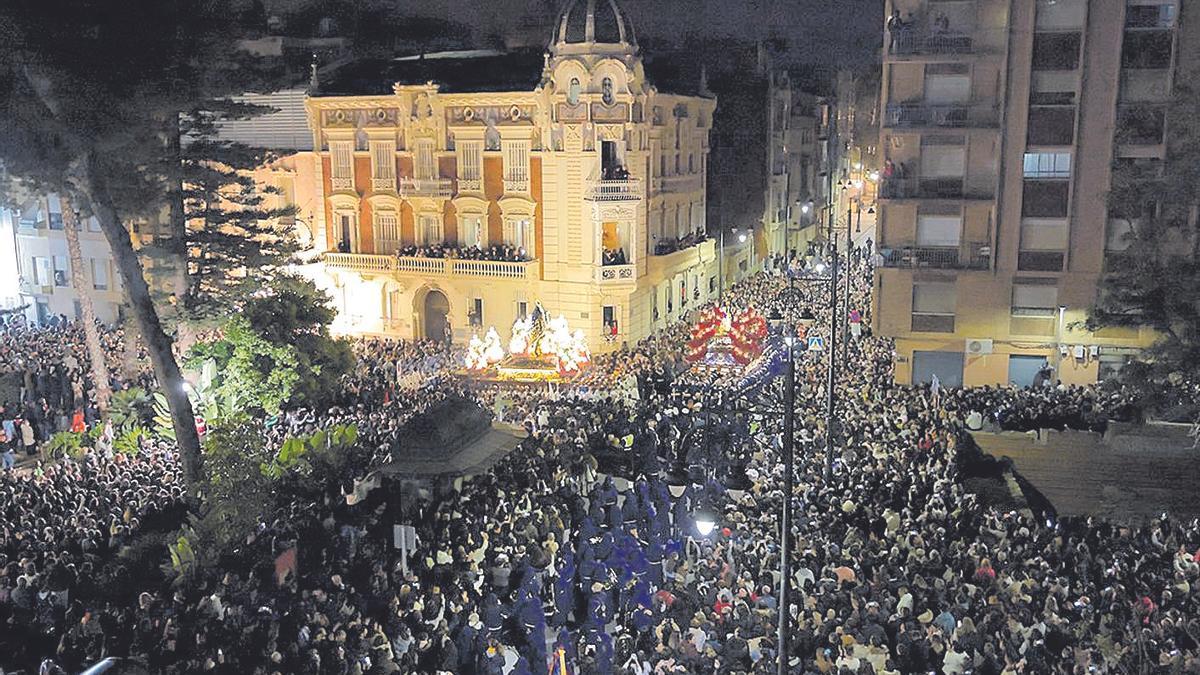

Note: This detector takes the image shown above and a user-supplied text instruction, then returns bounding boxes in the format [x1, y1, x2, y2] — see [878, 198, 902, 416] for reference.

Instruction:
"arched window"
[567, 78, 581, 105]
[601, 77, 614, 106]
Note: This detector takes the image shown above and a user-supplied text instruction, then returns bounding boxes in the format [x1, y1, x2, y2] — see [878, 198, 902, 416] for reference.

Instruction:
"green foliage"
[113, 427, 149, 456]
[151, 392, 177, 443]
[109, 387, 154, 432]
[187, 315, 299, 415]
[159, 416, 359, 582]
[1088, 68, 1200, 418]
[243, 275, 354, 408]
[85, 424, 106, 443]
[46, 431, 85, 460]
[261, 423, 358, 479]
[186, 275, 352, 413]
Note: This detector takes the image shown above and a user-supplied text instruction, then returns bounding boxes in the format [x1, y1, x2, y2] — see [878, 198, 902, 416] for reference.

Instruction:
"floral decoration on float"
[464, 303, 590, 381]
[685, 306, 768, 369]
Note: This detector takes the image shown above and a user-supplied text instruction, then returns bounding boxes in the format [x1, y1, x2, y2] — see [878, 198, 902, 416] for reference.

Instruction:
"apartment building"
[874, 0, 1182, 387]
[8, 194, 125, 325]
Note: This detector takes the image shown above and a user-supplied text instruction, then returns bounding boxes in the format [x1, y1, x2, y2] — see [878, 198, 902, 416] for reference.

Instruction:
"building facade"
[299, 0, 717, 350]
[873, 0, 1179, 387]
[8, 194, 127, 325]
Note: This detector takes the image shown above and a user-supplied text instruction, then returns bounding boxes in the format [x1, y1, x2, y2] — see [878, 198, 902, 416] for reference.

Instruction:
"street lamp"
[776, 311, 798, 675]
[693, 503, 718, 537]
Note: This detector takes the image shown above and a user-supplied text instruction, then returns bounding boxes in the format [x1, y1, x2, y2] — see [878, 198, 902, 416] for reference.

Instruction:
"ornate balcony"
[597, 264, 636, 284]
[457, 177, 483, 194]
[400, 178, 453, 198]
[371, 176, 396, 192]
[878, 242, 991, 270]
[503, 177, 529, 195]
[331, 175, 355, 192]
[584, 178, 643, 202]
[324, 252, 537, 280]
[322, 252, 396, 274]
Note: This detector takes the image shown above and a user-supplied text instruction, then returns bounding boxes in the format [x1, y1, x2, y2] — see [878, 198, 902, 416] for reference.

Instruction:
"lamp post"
[778, 322, 796, 675]
[680, 291, 824, 675]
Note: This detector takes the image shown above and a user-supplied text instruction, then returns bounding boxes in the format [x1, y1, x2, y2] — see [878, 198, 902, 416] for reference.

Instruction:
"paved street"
[974, 428, 1200, 523]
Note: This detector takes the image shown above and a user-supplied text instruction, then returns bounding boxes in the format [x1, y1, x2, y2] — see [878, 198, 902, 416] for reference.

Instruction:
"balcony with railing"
[879, 176, 995, 200]
[331, 175, 355, 192]
[648, 237, 716, 277]
[585, 178, 644, 202]
[884, 102, 999, 129]
[400, 177, 453, 198]
[371, 176, 396, 192]
[503, 176, 529, 195]
[457, 177, 483, 194]
[887, 27, 1007, 59]
[597, 264, 637, 284]
[323, 252, 537, 280]
[892, 30, 973, 55]
[878, 242, 991, 270]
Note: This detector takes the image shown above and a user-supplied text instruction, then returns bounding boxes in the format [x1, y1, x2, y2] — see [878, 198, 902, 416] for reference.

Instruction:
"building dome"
[550, 0, 638, 56]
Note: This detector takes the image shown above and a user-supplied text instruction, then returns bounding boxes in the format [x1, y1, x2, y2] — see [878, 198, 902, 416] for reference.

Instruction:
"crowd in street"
[0, 316, 152, 466]
[2, 250, 1199, 674]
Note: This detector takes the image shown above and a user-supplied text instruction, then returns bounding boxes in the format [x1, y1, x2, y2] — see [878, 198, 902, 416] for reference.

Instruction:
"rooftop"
[314, 49, 545, 97]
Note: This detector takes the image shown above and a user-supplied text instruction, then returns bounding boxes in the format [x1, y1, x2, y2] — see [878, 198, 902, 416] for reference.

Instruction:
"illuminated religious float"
[465, 303, 590, 381]
[685, 306, 768, 370]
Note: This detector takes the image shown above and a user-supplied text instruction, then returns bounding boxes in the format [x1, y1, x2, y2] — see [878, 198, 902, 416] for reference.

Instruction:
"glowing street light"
[694, 504, 718, 537]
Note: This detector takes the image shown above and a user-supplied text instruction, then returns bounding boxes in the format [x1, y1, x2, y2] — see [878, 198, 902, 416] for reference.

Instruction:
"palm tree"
[58, 195, 113, 416]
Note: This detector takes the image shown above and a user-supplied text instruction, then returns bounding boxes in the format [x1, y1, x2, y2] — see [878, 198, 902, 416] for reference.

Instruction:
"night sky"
[387, 0, 882, 66]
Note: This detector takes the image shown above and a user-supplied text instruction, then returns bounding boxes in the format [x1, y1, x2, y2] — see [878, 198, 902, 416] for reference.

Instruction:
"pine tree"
[142, 102, 299, 333]
[0, 0, 292, 488]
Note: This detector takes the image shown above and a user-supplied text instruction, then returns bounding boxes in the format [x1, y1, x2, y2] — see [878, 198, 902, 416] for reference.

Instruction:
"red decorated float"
[685, 306, 769, 369]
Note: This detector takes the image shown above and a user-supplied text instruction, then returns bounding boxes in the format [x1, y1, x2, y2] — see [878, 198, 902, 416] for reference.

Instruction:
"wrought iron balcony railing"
[878, 242, 991, 270]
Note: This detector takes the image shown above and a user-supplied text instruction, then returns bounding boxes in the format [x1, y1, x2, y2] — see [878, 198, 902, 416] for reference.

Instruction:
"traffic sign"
[807, 336, 825, 351]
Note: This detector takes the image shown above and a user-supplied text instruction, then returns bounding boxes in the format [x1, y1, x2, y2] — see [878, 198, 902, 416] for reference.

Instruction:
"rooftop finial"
[308, 53, 320, 94]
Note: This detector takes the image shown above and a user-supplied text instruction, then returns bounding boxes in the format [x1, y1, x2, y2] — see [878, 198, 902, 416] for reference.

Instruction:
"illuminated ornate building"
[295, 0, 717, 350]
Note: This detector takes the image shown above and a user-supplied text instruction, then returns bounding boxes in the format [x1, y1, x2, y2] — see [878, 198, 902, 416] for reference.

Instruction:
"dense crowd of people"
[0, 316, 153, 465]
[1, 248, 1199, 675]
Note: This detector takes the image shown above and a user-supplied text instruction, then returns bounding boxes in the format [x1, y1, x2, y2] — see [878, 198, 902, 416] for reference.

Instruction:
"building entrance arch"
[422, 289, 450, 342]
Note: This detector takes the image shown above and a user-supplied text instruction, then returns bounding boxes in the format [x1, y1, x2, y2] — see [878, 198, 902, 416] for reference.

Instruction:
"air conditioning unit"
[965, 338, 993, 356]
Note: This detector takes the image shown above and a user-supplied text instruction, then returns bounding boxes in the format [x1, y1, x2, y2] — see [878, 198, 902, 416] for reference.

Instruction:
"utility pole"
[826, 220, 838, 481]
[777, 338, 795, 675]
